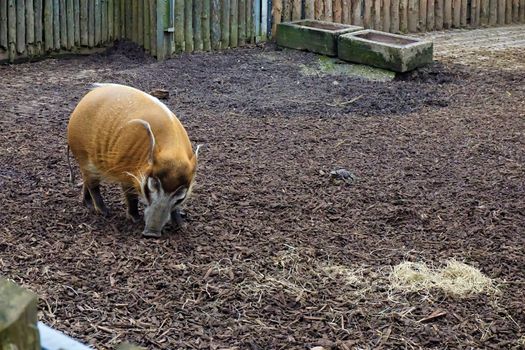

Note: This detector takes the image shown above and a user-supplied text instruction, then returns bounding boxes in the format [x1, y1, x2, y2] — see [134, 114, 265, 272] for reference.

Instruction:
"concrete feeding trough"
[276, 20, 363, 56]
[337, 30, 433, 72]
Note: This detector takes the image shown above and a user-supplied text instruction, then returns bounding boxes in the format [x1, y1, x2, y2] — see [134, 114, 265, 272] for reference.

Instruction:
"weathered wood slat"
[512, 0, 518, 21]
[460, 0, 467, 26]
[193, 0, 202, 50]
[283, 0, 291, 21]
[260, 0, 267, 38]
[53, 0, 60, 49]
[211, 0, 220, 48]
[26, 0, 35, 55]
[95, 0, 101, 44]
[66, 0, 74, 48]
[125, 0, 131, 39]
[399, 0, 408, 32]
[238, 0, 246, 45]
[352, 0, 361, 25]
[292, 0, 301, 20]
[489, 0, 497, 24]
[7, 0, 15, 59]
[391, 0, 399, 32]
[203, 0, 211, 50]
[230, 0, 238, 47]
[121, 0, 126, 38]
[143, 0, 150, 50]
[435, 0, 444, 30]
[374, 0, 382, 30]
[333, 0, 342, 22]
[44, 0, 53, 50]
[149, 0, 156, 55]
[246, 0, 252, 42]
[426, 0, 434, 30]
[408, 0, 418, 31]
[174, 0, 184, 51]
[383, 0, 391, 32]
[185, 0, 193, 51]
[131, 0, 137, 42]
[444, 0, 452, 27]
[80, 0, 87, 45]
[254, 0, 261, 37]
[137, 0, 143, 45]
[35, 0, 43, 53]
[114, 0, 120, 38]
[324, 0, 332, 22]
[419, 0, 427, 30]
[73, 0, 80, 45]
[88, 0, 95, 45]
[497, 0, 505, 24]
[520, 0, 525, 22]
[59, 0, 67, 48]
[221, 0, 230, 46]
[471, 0, 479, 25]
[107, 0, 113, 40]
[0, 0, 7, 50]
[102, 0, 108, 43]
[17, 0, 26, 54]
[453, 0, 461, 26]
[364, 0, 372, 27]
[305, 0, 314, 18]
[480, 0, 489, 24]
[342, 0, 351, 24]
[505, 0, 511, 22]
[155, 0, 165, 59]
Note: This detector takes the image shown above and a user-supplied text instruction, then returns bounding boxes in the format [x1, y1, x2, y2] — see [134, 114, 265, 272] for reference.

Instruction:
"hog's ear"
[170, 186, 187, 206]
[147, 176, 161, 193]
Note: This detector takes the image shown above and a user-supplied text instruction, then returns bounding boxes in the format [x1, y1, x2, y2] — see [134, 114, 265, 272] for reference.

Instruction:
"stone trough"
[276, 20, 363, 56]
[338, 30, 433, 72]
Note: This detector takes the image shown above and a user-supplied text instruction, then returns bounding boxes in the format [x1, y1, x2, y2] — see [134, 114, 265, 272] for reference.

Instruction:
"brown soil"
[1, 42, 524, 350]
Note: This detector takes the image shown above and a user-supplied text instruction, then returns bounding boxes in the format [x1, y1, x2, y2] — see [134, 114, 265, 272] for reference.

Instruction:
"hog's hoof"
[142, 230, 162, 238]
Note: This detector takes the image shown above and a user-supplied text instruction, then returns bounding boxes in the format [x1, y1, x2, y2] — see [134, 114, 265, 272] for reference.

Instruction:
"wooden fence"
[272, 0, 525, 34]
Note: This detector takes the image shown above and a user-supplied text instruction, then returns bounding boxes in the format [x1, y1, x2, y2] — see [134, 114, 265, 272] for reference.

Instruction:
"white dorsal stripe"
[92, 83, 175, 120]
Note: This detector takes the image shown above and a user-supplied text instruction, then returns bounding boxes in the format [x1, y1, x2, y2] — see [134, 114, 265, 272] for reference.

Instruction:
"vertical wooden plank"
[193, 0, 202, 49]
[238, 0, 245, 45]
[211, 0, 220, 48]
[254, 0, 261, 38]
[35, 0, 43, 53]
[203, 0, 211, 49]
[185, 0, 193, 51]
[26, 0, 35, 55]
[314, 0, 323, 19]
[460, 0, 467, 26]
[426, 0, 434, 30]
[512, 0, 518, 21]
[480, 0, 489, 24]
[149, 0, 156, 55]
[59, 0, 67, 48]
[137, 0, 143, 45]
[435, 0, 443, 29]
[325, 0, 333, 21]
[221, 0, 230, 46]
[305, 0, 314, 17]
[156, 0, 165, 59]
[334, 0, 341, 22]
[66, 0, 74, 48]
[505, 0, 511, 22]
[131, 0, 136, 42]
[408, 0, 418, 30]
[174, 0, 184, 51]
[399, 0, 407, 32]
[453, 0, 460, 26]
[520, 0, 525, 22]
[143, 0, 149, 50]
[443, 0, 452, 27]
[352, 0, 362, 25]
[107, 0, 113, 39]
[363, 0, 372, 27]
[16, 0, 25, 54]
[73, 0, 79, 45]
[80, 0, 87, 45]
[125, 0, 131, 39]
[260, 0, 267, 38]
[282, 0, 291, 21]
[53, 0, 60, 49]
[7, 0, 15, 59]
[419, 0, 427, 30]
[292, 0, 301, 19]
[489, 0, 497, 24]
[121, 0, 126, 37]
[95, 0, 101, 44]
[230, 0, 237, 47]
[44, 0, 52, 50]
[471, 0, 479, 26]
[341, 0, 350, 23]
[0, 0, 6, 50]
[373, 0, 382, 29]
[89, 0, 95, 45]
[102, 0, 108, 43]
[114, 0, 120, 38]
[391, 0, 399, 32]
[383, 0, 391, 31]
[497, 0, 504, 23]
[246, 0, 252, 42]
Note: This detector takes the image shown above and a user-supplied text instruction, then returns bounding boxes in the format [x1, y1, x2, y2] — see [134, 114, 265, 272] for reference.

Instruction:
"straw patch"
[389, 260, 498, 297]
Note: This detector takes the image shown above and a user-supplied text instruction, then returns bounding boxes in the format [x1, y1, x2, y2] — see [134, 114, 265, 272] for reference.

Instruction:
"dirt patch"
[0, 41, 524, 349]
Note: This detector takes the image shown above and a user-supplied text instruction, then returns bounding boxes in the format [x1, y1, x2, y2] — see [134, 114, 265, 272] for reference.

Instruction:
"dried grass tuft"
[389, 260, 498, 297]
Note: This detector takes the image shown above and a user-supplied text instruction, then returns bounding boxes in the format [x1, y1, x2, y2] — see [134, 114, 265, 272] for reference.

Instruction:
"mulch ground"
[1, 42, 524, 350]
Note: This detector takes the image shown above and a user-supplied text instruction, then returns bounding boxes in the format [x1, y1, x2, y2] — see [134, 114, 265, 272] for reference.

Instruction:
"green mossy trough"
[338, 30, 433, 72]
[276, 20, 363, 56]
